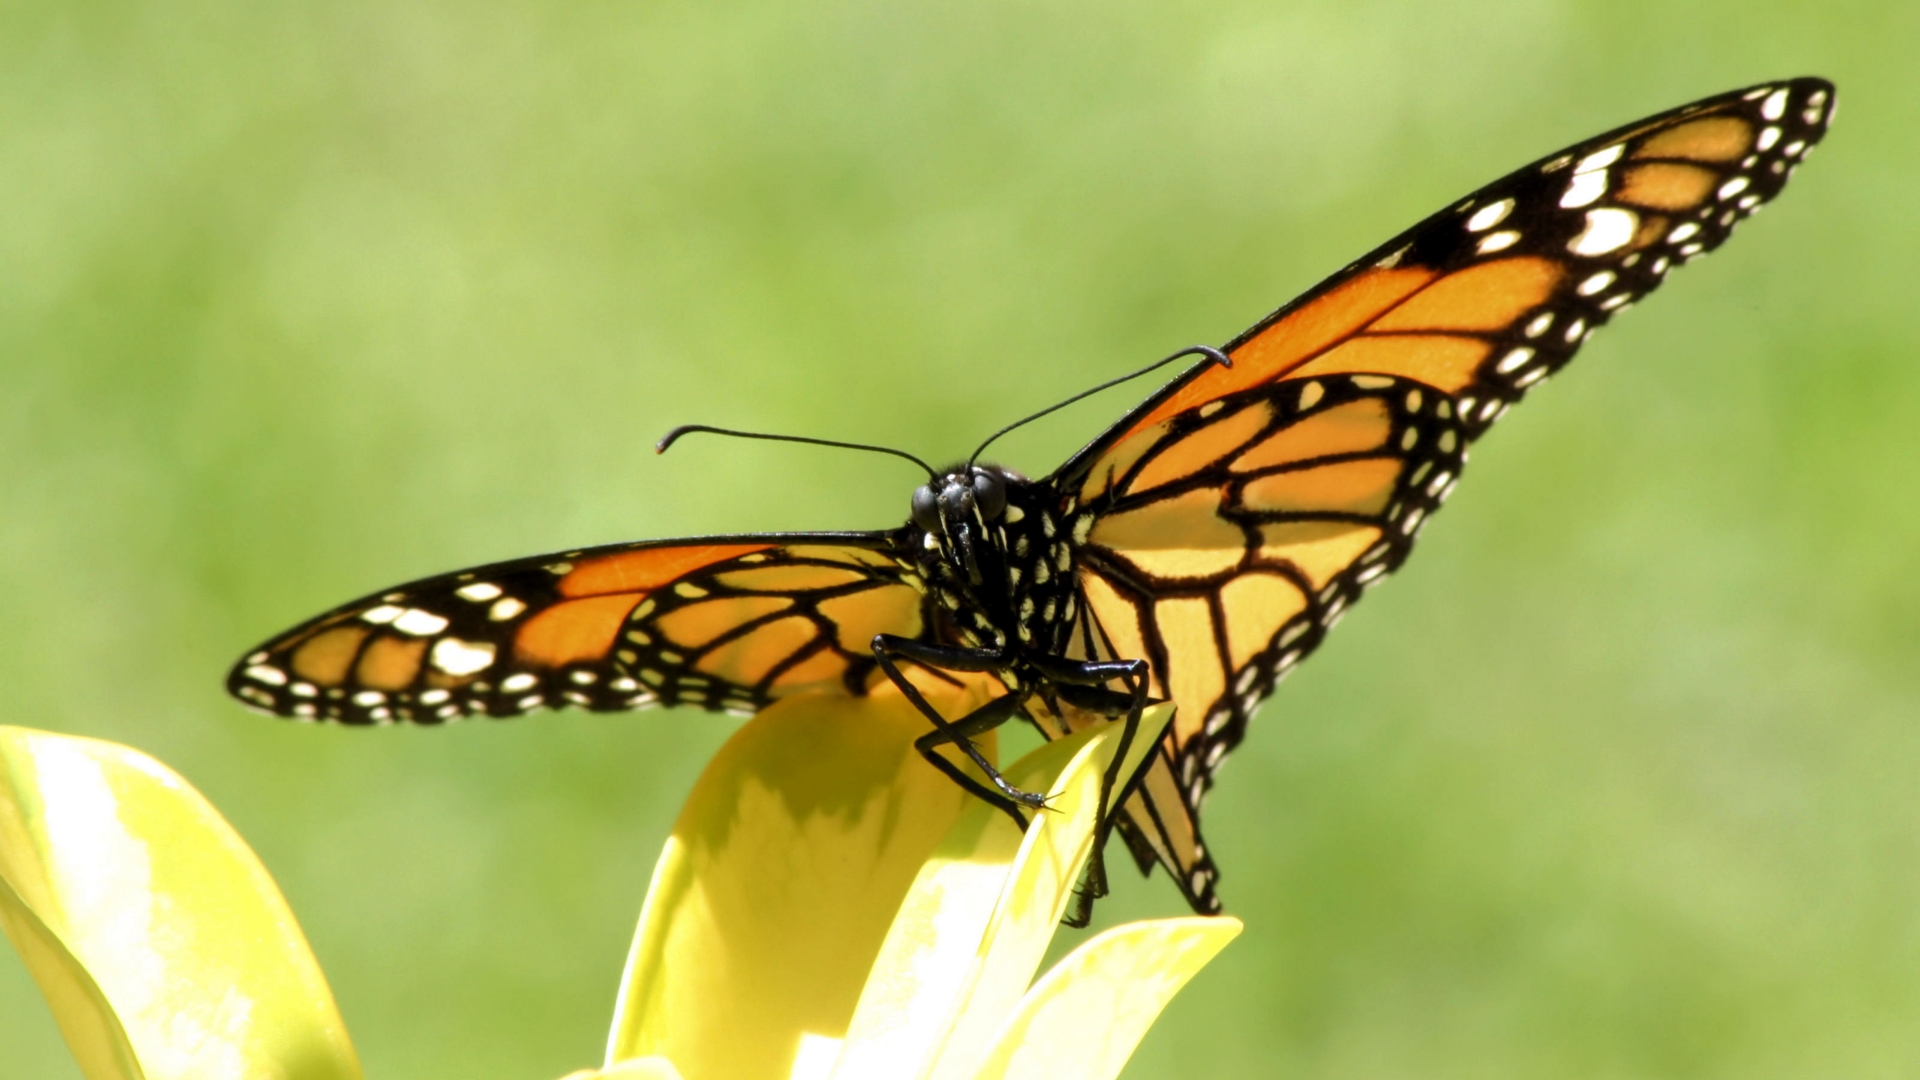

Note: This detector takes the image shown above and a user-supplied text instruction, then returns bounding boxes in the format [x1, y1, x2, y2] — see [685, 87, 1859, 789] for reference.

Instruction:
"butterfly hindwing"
[228, 534, 926, 724]
[1055, 77, 1833, 911]
[1065, 373, 1467, 910]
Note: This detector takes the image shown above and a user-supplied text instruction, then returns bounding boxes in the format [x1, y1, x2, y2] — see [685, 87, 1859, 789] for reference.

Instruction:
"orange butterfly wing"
[1107, 78, 1834, 449]
[228, 534, 938, 724]
[1059, 373, 1464, 910]
[1054, 77, 1834, 913]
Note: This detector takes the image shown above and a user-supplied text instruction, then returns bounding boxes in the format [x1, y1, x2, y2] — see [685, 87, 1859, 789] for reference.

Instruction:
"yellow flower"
[596, 691, 1239, 1080]
[0, 693, 1237, 1080]
[0, 726, 361, 1080]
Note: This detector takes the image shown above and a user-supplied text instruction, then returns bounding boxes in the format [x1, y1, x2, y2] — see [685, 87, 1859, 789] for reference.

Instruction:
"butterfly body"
[907, 466, 1084, 675]
[230, 78, 1834, 918]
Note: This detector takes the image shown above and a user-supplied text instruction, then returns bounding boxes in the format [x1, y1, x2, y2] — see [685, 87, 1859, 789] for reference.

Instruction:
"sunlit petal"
[834, 704, 1174, 1080]
[559, 1056, 685, 1080]
[0, 727, 361, 1080]
[965, 916, 1242, 1080]
[605, 687, 991, 1080]
[0, 875, 143, 1080]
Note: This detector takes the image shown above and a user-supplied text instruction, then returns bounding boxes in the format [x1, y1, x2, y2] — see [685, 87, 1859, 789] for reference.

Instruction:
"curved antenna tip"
[655, 424, 696, 454]
[649, 422, 937, 478]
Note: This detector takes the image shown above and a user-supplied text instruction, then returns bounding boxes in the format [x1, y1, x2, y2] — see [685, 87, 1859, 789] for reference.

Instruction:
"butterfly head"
[911, 465, 1014, 587]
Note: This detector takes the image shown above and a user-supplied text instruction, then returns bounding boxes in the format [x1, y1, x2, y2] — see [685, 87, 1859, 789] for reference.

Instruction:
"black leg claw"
[871, 633, 1160, 927]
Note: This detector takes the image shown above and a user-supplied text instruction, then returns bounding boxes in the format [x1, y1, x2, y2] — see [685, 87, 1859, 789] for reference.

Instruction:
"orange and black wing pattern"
[228, 535, 930, 724]
[1061, 373, 1466, 910]
[1092, 77, 1834, 461]
[1055, 77, 1834, 911]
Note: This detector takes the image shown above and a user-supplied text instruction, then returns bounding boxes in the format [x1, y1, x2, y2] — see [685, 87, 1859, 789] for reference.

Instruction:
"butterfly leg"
[870, 634, 1044, 830]
[1028, 655, 1153, 927]
[912, 694, 1037, 830]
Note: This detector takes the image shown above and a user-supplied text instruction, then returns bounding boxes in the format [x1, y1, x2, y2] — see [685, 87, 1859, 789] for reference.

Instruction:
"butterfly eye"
[971, 469, 1006, 520]
[911, 484, 941, 532]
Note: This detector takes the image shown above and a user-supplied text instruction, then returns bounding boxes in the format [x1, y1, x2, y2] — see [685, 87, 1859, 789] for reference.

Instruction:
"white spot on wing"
[1465, 198, 1514, 232]
[394, 608, 450, 636]
[1568, 207, 1637, 255]
[456, 582, 503, 602]
[1495, 347, 1535, 374]
[1575, 144, 1625, 174]
[1761, 88, 1788, 121]
[362, 605, 402, 624]
[1476, 230, 1520, 254]
[1559, 170, 1608, 208]
[433, 638, 498, 676]
[490, 597, 527, 621]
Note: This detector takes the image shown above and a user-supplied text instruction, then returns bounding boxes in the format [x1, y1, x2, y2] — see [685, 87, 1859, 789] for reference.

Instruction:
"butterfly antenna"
[967, 345, 1231, 468]
[656, 424, 939, 480]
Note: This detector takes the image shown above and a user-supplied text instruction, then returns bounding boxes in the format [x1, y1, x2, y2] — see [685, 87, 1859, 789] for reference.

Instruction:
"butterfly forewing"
[1068, 76, 1834, 470]
[228, 535, 928, 724]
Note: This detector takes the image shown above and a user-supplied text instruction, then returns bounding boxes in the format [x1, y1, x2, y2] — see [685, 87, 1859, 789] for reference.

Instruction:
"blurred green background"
[3, 1, 1915, 1077]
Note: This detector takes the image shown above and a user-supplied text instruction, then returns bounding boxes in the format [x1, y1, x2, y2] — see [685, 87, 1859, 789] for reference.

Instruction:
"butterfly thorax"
[905, 465, 1081, 671]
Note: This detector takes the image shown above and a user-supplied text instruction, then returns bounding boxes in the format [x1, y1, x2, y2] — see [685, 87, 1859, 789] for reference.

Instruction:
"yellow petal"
[606, 688, 991, 1080]
[965, 916, 1243, 1080]
[0, 875, 142, 1080]
[834, 703, 1175, 1080]
[0, 726, 361, 1080]
[559, 1057, 685, 1080]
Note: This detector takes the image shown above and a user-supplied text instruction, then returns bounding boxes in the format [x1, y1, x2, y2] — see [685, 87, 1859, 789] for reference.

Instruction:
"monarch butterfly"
[229, 78, 1833, 921]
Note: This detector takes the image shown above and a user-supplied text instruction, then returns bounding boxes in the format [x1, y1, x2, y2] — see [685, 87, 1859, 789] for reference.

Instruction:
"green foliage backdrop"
[3, 1, 1915, 1076]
